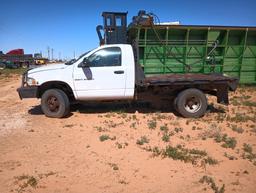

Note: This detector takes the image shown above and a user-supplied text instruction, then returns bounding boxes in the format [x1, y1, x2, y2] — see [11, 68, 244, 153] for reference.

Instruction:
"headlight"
[26, 77, 38, 86]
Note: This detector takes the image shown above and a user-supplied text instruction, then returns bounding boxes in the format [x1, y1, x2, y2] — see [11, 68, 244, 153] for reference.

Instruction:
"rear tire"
[41, 89, 70, 118]
[176, 88, 207, 118]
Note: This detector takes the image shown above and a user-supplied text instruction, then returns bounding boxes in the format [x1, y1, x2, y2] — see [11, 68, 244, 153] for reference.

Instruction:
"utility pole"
[58, 52, 61, 61]
[51, 48, 54, 60]
[47, 46, 50, 60]
[73, 51, 76, 59]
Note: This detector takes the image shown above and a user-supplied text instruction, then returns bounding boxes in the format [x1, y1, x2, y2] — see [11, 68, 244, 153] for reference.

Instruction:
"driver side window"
[87, 47, 121, 67]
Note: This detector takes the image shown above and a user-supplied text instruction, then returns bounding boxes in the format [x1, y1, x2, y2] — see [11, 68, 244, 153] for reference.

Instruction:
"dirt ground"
[0, 74, 255, 193]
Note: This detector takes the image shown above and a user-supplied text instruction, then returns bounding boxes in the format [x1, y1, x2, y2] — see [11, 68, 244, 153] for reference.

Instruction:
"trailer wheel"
[176, 88, 207, 118]
[41, 89, 70, 118]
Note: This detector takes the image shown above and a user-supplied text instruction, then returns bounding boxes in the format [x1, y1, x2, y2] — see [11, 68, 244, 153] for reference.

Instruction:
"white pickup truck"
[17, 44, 238, 118]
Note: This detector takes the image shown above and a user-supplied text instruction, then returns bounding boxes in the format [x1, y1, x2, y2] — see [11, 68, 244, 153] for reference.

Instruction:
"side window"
[116, 16, 122, 26]
[87, 47, 121, 67]
[106, 16, 111, 26]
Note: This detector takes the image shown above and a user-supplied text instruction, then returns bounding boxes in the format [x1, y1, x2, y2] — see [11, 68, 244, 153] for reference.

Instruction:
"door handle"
[114, 70, 124, 74]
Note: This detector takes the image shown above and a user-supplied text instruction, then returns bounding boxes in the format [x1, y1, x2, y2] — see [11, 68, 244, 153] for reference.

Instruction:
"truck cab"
[73, 44, 135, 100]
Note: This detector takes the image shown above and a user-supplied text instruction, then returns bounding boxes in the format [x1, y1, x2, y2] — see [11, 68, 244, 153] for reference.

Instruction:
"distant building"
[0, 49, 34, 67]
[34, 53, 43, 58]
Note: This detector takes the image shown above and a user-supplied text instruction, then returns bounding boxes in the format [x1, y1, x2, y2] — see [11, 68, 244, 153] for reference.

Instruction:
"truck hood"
[28, 63, 68, 74]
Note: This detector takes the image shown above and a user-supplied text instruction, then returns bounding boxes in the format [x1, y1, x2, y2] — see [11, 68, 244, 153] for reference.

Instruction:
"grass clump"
[243, 143, 253, 154]
[14, 172, 57, 192]
[118, 112, 127, 119]
[147, 120, 157, 129]
[199, 124, 221, 140]
[230, 95, 256, 107]
[130, 122, 136, 129]
[242, 143, 256, 165]
[146, 145, 218, 165]
[99, 135, 110, 141]
[136, 136, 149, 145]
[224, 152, 237, 160]
[0, 68, 27, 77]
[162, 132, 170, 142]
[230, 125, 244, 134]
[227, 113, 255, 123]
[174, 127, 183, 133]
[14, 175, 38, 192]
[104, 112, 116, 118]
[115, 142, 128, 149]
[204, 157, 219, 165]
[132, 114, 137, 120]
[242, 100, 256, 107]
[99, 135, 116, 142]
[95, 126, 108, 132]
[160, 125, 168, 132]
[103, 120, 123, 128]
[215, 112, 227, 122]
[162, 146, 191, 162]
[199, 175, 225, 193]
[214, 134, 237, 149]
[153, 112, 167, 120]
[221, 137, 237, 149]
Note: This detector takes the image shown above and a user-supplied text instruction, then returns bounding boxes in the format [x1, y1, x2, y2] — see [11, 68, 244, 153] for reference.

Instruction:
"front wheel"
[176, 88, 207, 118]
[41, 89, 70, 118]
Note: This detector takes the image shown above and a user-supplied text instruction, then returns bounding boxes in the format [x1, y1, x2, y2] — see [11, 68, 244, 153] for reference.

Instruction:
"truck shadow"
[28, 105, 43, 115]
[28, 100, 176, 116]
[28, 98, 225, 117]
[28, 105, 74, 117]
[71, 100, 176, 114]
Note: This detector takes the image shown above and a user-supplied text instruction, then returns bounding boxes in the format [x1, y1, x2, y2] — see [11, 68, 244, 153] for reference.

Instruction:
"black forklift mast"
[96, 12, 128, 45]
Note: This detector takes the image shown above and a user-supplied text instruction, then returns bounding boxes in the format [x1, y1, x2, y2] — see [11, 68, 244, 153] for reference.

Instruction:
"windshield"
[65, 50, 92, 65]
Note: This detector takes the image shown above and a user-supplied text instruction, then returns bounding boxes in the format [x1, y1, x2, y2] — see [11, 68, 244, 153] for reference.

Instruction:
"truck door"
[73, 47, 126, 100]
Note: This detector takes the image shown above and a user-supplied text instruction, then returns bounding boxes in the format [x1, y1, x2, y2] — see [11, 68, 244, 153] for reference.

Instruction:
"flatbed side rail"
[138, 73, 239, 105]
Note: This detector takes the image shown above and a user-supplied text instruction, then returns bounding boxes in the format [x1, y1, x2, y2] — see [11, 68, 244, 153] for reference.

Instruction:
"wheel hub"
[47, 96, 60, 112]
[184, 96, 201, 113]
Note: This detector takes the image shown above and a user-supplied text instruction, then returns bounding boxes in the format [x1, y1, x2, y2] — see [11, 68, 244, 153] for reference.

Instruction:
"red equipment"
[6, 49, 24, 55]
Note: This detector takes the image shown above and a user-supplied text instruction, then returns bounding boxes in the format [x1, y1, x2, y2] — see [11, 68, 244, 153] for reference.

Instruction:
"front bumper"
[17, 86, 38, 99]
[17, 69, 39, 99]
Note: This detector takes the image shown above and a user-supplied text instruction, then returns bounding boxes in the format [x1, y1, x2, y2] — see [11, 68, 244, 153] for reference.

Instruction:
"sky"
[0, 0, 256, 59]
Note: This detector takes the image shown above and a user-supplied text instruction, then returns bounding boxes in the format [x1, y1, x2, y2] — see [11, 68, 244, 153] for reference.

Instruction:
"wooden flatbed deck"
[144, 73, 238, 91]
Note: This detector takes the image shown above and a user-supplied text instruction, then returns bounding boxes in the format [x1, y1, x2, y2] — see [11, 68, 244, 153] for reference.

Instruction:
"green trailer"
[97, 11, 256, 84]
[128, 25, 256, 84]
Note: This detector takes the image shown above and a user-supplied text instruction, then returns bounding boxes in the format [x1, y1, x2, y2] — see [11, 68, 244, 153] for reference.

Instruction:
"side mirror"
[78, 58, 90, 68]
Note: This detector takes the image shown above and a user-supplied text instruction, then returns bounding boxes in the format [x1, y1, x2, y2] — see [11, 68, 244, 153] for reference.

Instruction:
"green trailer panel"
[128, 26, 256, 84]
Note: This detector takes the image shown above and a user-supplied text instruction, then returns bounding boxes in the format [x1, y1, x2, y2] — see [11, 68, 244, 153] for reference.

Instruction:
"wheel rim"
[47, 96, 60, 112]
[184, 96, 202, 113]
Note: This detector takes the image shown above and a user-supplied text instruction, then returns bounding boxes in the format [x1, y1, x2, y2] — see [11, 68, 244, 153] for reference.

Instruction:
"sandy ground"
[0, 75, 255, 193]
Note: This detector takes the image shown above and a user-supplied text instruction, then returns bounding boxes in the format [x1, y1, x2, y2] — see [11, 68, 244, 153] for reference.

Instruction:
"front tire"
[41, 89, 70, 118]
[176, 88, 207, 118]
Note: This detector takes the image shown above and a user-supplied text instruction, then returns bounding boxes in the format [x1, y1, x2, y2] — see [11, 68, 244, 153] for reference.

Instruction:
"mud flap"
[216, 85, 229, 105]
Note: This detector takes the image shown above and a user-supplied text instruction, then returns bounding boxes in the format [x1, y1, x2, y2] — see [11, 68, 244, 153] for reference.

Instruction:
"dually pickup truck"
[17, 44, 238, 118]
